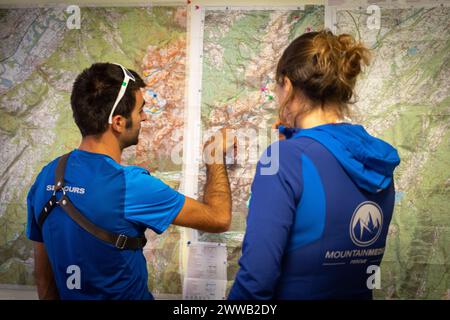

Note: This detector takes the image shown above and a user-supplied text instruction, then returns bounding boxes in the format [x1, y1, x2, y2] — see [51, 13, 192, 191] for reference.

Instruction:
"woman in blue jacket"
[229, 30, 400, 300]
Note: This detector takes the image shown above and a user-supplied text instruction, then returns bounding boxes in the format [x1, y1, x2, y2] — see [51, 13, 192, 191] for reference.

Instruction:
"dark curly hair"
[71, 62, 145, 137]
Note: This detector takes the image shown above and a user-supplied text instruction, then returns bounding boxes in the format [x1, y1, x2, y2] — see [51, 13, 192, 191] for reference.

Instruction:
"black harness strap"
[37, 194, 57, 228]
[38, 152, 147, 250]
[38, 152, 70, 228]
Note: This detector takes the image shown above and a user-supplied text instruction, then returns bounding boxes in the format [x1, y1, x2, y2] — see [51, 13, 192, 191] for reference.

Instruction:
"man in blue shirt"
[27, 63, 232, 299]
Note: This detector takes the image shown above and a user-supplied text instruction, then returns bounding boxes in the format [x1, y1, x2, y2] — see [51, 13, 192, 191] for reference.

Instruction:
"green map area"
[0, 6, 187, 295]
[335, 5, 450, 299]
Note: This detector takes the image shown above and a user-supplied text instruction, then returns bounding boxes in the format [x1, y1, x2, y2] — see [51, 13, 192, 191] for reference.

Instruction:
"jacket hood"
[280, 123, 400, 193]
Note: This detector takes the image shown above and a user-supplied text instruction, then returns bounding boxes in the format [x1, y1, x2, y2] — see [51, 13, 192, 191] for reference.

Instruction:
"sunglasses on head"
[108, 63, 136, 124]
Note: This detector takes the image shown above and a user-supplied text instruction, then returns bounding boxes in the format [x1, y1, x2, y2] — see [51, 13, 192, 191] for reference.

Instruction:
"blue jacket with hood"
[228, 123, 400, 300]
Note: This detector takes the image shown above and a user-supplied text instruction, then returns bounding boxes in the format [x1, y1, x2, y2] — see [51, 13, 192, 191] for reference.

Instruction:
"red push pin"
[293, 16, 299, 20]
[195, 5, 200, 10]
[306, 27, 312, 32]
[260, 87, 267, 92]
[187, 0, 191, 4]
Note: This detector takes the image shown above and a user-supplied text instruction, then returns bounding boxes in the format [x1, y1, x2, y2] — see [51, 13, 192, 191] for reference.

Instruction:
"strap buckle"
[53, 181, 66, 197]
[115, 234, 128, 250]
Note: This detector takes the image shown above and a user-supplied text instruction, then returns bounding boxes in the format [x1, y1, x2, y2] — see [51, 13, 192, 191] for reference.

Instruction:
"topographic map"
[198, 5, 325, 295]
[334, 4, 450, 299]
[0, 6, 187, 295]
[0, 2, 448, 300]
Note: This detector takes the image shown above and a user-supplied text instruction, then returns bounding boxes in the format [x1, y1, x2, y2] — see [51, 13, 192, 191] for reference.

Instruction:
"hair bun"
[308, 30, 371, 103]
[337, 34, 371, 87]
[275, 29, 371, 122]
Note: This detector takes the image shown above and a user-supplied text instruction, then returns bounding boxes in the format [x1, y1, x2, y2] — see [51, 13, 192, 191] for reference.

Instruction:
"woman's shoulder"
[256, 138, 320, 177]
[262, 136, 321, 160]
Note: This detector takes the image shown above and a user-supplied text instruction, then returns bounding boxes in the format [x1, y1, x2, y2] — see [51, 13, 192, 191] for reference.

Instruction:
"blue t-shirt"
[26, 149, 185, 300]
[229, 123, 400, 300]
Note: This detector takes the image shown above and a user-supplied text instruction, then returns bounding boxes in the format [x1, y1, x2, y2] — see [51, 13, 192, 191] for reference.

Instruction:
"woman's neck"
[295, 106, 342, 129]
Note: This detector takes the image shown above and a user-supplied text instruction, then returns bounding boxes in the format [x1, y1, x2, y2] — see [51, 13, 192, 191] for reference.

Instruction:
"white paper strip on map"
[325, 2, 338, 32]
[185, 241, 228, 280]
[183, 241, 228, 300]
[183, 278, 228, 300]
[180, 3, 205, 285]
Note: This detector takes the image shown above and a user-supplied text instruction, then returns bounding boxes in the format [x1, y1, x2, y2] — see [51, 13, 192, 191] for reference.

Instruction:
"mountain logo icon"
[349, 201, 383, 247]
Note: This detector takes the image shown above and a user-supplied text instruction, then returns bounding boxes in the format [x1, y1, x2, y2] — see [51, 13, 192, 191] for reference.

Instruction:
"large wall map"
[0, 6, 187, 295]
[0, 2, 448, 300]
[334, 4, 450, 299]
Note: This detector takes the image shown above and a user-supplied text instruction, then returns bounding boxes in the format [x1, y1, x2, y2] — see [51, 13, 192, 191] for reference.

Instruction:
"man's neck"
[78, 133, 122, 163]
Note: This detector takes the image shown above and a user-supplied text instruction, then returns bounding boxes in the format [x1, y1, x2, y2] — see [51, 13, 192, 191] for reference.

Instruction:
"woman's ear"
[283, 76, 293, 91]
[277, 76, 293, 104]
[281, 77, 295, 106]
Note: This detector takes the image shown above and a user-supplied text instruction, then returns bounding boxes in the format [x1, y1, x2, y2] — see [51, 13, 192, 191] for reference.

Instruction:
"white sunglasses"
[108, 63, 136, 124]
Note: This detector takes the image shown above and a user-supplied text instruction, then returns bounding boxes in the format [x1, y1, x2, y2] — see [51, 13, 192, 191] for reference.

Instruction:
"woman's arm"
[229, 141, 303, 299]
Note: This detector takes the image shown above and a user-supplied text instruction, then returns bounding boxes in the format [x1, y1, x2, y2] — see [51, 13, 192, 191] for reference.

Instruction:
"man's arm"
[172, 131, 233, 233]
[33, 241, 59, 300]
[173, 163, 231, 233]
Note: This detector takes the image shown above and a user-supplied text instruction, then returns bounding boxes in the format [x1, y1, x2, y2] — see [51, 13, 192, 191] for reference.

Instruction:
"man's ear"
[111, 115, 126, 133]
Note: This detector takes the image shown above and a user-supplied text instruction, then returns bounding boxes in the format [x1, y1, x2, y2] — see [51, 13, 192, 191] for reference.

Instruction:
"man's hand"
[172, 129, 234, 233]
[203, 128, 237, 164]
